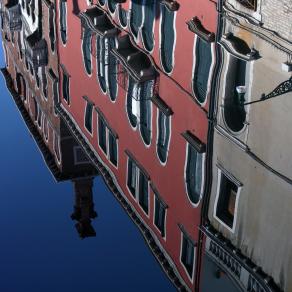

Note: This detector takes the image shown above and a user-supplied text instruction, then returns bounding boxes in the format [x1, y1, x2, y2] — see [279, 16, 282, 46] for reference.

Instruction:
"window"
[119, 7, 128, 27]
[73, 146, 89, 165]
[154, 194, 166, 237]
[37, 107, 42, 128]
[84, 100, 93, 134]
[185, 141, 205, 205]
[108, 0, 117, 13]
[49, 8, 56, 52]
[214, 169, 241, 231]
[96, 109, 119, 166]
[41, 67, 48, 99]
[223, 56, 247, 133]
[54, 131, 61, 163]
[126, 155, 149, 215]
[127, 159, 137, 197]
[160, 4, 175, 73]
[126, 77, 138, 127]
[16, 73, 27, 101]
[43, 117, 49, 141]
[96, 35, 107, 93]
[193, 37, 212, 104]
[129, 1, 143, 39]
[138, 171, 149, 214]
[139, 81, 153, 146]
[60, 0, 67, 45]
[157, 110, 171, 164]
[235, 0, 257, 11]
[61, 66, 70, 104]
[141, 0, 155, 51]
[108, 131, 117, 166]
[180, 230, 195, 279]
[98, 115, 107, 153]
[82, 27, 92, 75]
[107, 37, 118, 101]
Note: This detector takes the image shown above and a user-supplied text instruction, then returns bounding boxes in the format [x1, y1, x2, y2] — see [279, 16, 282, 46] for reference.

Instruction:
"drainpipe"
[194, 0, 224, 291]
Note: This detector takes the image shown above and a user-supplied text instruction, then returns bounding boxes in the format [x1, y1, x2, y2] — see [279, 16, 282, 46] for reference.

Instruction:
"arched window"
[141, 1, 155, 52]
[160, 5, 175, 73]
[107, 37, 118, 101]
[223, 56, 247, 133]
[193, 38, 212, 104]
[184, 136, 205, 205]
[82, 27, 92, 75]
[130, 1, 143, 39]
[60, 0, 67, 45]
[157, 110, 170, 164]
[126, 77, 138, 128]
[96, 36, 107, 93]
[49, 8, 56, 52]
[139, 81, 153, 146]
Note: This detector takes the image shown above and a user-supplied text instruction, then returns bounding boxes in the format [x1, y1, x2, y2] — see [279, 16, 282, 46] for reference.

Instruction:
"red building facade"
[55, 0, 218, 290]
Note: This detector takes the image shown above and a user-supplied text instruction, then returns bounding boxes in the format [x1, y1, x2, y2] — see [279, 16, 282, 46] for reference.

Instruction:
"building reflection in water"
[0, 0, 292, 291]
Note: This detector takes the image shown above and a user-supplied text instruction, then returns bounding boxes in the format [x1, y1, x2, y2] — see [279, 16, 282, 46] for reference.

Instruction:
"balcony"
[5, 1, 22, 31]
[219, 33, 259, 61]
[25, 31, 48, 68]
[79, 6, 120, 37]
[111, 34, 157, 83]
[187, 17, 215, 43]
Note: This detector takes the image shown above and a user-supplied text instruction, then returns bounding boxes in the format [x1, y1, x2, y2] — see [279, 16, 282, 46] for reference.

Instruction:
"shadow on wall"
[201, 255, 241, 292]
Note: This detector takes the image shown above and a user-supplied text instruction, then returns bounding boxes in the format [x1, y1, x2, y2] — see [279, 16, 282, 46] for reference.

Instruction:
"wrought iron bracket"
[243, 76, 292, 106]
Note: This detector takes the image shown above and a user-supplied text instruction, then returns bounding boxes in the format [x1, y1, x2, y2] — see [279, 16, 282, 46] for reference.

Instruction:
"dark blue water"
[0, 44, 174, 292]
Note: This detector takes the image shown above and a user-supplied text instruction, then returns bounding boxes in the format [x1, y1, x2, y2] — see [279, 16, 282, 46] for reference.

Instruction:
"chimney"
[71, 177, 97, 238]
